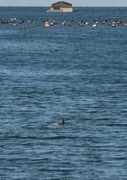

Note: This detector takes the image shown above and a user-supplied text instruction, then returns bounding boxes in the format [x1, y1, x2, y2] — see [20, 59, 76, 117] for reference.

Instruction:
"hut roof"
[52, 1, 72, 7]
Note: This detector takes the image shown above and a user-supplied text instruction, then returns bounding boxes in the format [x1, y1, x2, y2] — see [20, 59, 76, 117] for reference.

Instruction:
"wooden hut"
[50, 1, 73, 12]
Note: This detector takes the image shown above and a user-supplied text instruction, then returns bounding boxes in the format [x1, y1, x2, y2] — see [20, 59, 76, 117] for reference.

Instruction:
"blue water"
[0, 7, 127, 180]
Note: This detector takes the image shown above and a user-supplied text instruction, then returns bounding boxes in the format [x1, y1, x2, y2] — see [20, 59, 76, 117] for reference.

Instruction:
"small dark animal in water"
[57, 119, 65, 125]
[53, 119, 65, 125]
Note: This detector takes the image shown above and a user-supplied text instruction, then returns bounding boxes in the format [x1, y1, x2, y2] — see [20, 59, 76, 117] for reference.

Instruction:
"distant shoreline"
[0, 6, 127, 8]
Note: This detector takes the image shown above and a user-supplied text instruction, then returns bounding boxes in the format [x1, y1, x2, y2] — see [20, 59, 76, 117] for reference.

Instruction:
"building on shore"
[47, 1, 73, 13]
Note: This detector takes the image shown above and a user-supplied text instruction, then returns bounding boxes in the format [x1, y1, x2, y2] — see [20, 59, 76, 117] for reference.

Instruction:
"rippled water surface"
[0, 7, 127, 180]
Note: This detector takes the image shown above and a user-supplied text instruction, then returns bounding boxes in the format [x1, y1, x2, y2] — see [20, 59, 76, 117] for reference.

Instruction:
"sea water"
[0, 7, 127, 180]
